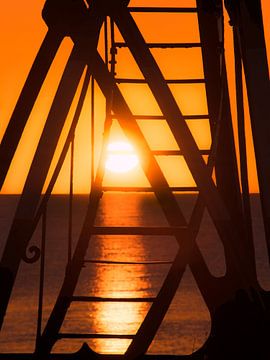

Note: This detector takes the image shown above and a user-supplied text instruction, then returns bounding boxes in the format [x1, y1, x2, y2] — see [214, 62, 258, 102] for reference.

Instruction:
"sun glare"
[105, 141, 139, 174]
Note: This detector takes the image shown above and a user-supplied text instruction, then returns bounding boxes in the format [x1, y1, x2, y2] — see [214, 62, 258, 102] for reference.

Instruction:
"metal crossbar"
[128, 7, 198, 13]
[115, 42, 202, 48]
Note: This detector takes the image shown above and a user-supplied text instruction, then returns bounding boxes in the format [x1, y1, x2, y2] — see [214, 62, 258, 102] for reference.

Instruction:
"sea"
[0, 193, 270, 355]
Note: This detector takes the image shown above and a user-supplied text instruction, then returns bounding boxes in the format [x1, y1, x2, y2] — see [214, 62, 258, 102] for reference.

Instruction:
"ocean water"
[0, 194, 270, 355]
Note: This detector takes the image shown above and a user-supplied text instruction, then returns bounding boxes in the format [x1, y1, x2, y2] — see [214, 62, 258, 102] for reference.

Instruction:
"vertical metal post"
[35, 206, 47, 351]
[104, 16, 109, 68]
[91, 76, 95, 188]
[68, 137, 74, 266]
[196, 0, 243, 225]
[196, 0, 257, 285]
[110, 17, 116, 77]
[105, 16, 112, 139]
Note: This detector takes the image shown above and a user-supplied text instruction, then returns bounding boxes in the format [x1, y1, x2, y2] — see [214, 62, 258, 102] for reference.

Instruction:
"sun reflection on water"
[51, 194, 211, 355]
[87, 261, 152, 354]
[54, 240, 154, 355]
[88, 301, 151, 354]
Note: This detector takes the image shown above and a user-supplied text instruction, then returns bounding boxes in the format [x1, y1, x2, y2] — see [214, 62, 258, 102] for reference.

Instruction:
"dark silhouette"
[0, 0, 270, 358]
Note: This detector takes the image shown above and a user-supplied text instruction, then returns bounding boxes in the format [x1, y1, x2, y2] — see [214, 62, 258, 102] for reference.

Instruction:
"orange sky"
[0, 0, 269, 194]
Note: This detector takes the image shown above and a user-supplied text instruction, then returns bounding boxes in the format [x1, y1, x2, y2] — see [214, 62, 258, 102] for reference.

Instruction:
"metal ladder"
[34, 3, 255, 358]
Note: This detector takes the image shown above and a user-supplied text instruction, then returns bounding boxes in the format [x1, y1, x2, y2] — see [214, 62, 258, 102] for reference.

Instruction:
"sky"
[0, 0, 269, 194]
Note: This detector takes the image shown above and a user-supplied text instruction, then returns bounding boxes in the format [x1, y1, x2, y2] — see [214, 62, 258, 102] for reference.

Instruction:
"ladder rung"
[71, 296, 155, 302]
[115, 42, 201, 49]
[58, 333, 134, 339]
[134, 114, 209, 120]
[115, 78, 205, 84]
[183, 115, 210, 120]
[92, 226, 186, 235]
[102, 186, 198, 192]
[128, 7, 198, 13]
[152, 150, 210, 156]
[84, 259, 172, 265]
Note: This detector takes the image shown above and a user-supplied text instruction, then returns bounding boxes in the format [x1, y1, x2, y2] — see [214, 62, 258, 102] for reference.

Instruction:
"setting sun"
[105, 141, 139, 174]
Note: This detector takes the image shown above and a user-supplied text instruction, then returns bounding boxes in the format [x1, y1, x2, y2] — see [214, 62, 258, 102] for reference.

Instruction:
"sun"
[105, 141, 139, 173]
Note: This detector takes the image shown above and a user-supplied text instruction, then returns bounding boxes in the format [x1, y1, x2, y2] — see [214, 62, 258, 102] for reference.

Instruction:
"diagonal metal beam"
[0, 30, 63, 189]
[0, 10, 104, 330]
[0, 0, 90, 190]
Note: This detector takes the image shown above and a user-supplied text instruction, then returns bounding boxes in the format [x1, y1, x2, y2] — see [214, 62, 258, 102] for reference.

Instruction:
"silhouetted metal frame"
[35, 50, 225, 355]
[196, 0, 257, 285]
[36, 3, 257, 357]
[0, 0, 268, 358]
